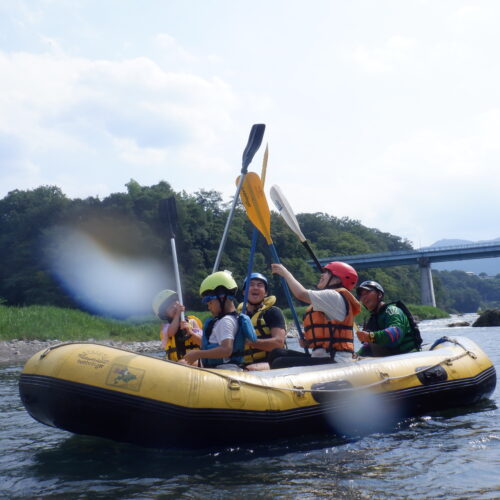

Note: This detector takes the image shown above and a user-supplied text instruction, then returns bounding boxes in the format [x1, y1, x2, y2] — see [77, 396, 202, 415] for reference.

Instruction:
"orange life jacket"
[303, 288, 361, 353]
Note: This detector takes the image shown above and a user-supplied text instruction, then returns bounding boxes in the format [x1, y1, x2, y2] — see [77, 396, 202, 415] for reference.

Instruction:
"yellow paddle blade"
[260, 144, 269, 186]
[239, 172, 273, 244]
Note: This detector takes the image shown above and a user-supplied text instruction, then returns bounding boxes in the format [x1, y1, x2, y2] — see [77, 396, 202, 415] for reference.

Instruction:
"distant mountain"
[426, 237, 500, 275]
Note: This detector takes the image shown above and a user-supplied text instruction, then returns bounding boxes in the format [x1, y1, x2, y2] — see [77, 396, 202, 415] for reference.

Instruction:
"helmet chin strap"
[325, 273, 342, 290]
[216, 295, 227, 319]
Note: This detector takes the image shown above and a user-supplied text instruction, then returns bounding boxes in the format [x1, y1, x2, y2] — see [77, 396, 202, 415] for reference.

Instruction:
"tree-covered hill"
[1, 181, 499, 315]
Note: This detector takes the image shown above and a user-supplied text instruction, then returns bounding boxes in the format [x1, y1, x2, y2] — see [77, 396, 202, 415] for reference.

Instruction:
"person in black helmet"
[238, 272, 287, 371]
[355, 281, 422, 357]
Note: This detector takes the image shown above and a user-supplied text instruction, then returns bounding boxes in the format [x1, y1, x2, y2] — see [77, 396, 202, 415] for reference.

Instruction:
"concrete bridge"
[317, 241, 500, 306]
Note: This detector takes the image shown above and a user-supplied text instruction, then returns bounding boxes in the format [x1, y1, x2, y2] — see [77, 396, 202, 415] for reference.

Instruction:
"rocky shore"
[1, 327, 300, 365]
[0, 339, 163, 365]
[473, 309, 500, 327]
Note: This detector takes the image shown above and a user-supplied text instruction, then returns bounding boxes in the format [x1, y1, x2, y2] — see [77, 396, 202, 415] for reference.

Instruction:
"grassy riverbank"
[0, 303, 449, 342]
[0, 305, 165, 342]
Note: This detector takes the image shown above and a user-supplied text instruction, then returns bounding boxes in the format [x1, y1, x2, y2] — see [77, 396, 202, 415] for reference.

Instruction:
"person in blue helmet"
[237, 272, 287, 371]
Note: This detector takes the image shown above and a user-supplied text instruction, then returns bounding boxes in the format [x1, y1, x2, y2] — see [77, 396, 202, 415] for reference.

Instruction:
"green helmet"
[199, 270, 238, 296]
[152, 289, 178, 320]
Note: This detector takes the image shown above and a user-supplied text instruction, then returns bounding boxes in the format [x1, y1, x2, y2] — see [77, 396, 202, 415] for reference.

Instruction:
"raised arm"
[271, 263, 311, 304]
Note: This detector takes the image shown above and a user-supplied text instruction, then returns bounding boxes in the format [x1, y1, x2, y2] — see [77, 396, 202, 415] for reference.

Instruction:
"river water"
[1, 315, 499, 499]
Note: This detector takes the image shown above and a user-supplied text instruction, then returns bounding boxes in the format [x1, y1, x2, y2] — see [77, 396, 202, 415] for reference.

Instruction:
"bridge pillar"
[418, 258, 436, 307]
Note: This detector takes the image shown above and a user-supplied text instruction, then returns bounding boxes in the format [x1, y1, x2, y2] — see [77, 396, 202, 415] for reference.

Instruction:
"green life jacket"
[365, 300, 422, 354]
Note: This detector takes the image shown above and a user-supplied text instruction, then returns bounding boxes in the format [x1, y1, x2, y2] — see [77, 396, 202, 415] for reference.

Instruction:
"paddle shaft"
[268, 244, 308, 352]
[242, 229, 259, 315]
[213, 173, 246, 272]
[159, 197, 185, 321]
[269, 185, 323, 273]
[239, 172, 307, 351]
[242, 145, 269, 315]
[302, 240, 324, 273]
[170, 237, 185, 322]
[213, 124, 265, 272]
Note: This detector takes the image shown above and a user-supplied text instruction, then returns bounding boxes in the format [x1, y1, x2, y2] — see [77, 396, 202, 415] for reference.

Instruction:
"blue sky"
[1, 0, 500, 247]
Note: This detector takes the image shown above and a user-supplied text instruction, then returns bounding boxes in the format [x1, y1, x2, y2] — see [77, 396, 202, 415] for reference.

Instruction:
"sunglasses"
[201, 294, 236, 304]
[201, 295, 220, 304]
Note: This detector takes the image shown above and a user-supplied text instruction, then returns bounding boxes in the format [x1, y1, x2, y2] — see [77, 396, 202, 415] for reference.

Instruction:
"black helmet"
[356, 280, 384, 297]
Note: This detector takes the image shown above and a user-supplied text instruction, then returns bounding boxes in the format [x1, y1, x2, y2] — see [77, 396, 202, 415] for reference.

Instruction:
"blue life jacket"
[201, 312, 257, 368]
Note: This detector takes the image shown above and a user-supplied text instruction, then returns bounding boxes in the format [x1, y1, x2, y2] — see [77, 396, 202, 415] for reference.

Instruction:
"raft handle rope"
[196, 337, 478, 395]
[38, 341, 167, 360]
[36, 338, 478, 395]
[39, 341, 87, 359]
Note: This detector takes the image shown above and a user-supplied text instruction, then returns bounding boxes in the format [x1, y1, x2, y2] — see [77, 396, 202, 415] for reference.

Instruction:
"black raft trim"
[19, 365, 496, 448]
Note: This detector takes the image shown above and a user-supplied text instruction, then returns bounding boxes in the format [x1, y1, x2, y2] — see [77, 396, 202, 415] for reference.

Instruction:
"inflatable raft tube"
[19, 336, 496, 449]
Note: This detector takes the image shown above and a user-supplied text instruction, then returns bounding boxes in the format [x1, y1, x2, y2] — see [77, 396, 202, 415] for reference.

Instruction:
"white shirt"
[208, 315, 238, 362]
[307, 289, 347, 321]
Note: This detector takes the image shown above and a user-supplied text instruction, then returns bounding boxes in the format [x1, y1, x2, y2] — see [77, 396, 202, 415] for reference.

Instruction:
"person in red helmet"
[269, 261, 361, 368]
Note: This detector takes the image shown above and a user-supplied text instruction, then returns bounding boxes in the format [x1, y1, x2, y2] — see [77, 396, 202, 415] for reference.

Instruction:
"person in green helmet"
[181, 270, 245, 370]
[355, 280, 422, 357]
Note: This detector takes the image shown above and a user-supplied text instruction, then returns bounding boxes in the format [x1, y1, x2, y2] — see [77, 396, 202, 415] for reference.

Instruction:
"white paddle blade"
[269, 185, 306, 242]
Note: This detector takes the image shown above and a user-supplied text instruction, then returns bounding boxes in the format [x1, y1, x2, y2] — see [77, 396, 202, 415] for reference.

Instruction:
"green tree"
[0, 186, 71, 305]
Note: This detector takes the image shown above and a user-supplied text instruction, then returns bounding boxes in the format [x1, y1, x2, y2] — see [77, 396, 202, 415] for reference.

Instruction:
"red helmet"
[323, 261, 358, 290]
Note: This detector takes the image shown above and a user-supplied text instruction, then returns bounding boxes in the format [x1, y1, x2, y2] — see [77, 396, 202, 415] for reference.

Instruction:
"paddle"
[159, 196, 185, 322]
[242, 144, 269, 315]
[212, 124, 266, 272]
[269, 185, 323, 273]
[239, 172, 307, 350]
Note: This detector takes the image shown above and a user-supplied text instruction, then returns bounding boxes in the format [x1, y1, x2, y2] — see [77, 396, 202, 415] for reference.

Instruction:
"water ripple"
[2, 322, 500, 499]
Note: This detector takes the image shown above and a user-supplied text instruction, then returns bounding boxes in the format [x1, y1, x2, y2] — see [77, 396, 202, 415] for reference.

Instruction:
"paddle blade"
[239, 172, 272, 244]
[269, 185, 306, 242]
[158, 196, 178, 239]
[241, 124, 265, 172]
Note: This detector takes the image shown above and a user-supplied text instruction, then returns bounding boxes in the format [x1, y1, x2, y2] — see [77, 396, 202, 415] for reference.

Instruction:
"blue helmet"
[243, 272, 268, 291]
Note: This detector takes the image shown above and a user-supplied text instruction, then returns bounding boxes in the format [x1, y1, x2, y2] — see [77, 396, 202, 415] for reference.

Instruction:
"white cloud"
[1, 0, 500, 248]
[0, 48, 240, 199]
[154, 33, 197, 63]
[449, 3, 492, 31]
[347, 36, 417, 73]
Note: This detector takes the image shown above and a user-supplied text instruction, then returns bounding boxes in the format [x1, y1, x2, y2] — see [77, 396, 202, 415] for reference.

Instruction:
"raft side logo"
[106, 363, 145, 392]
[77, 351, 110, 370]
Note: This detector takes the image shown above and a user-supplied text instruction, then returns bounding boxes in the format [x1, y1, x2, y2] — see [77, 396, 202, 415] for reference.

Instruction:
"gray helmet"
[152, 289, 178, 320]
[356, 280, 384, 297]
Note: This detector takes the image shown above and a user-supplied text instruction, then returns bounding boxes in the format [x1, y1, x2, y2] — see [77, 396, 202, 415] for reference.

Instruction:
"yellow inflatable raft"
[19, 336, 495, 449]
